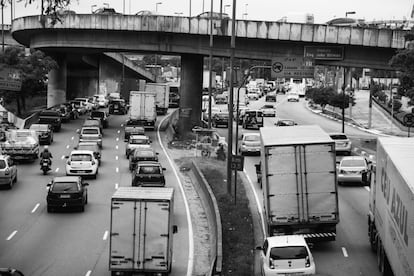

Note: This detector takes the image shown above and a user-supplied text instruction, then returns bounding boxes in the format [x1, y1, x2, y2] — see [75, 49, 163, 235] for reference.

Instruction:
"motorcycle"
[216, 146, 226, 161]
[40, 158, 51, 175]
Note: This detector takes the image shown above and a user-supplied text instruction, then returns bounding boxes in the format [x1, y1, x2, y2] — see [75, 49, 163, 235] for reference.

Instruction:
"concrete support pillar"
[178, 54, 203, 135]
[47, 55, 67, 108]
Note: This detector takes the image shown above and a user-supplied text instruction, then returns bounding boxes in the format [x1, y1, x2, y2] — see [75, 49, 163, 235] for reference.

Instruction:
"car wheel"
[8, 179, 13, 189]
[47, 205, 53, 213]
[85, 195, 88, 204]
[80, 205, 85, 212]
[93, 173, 97, 179]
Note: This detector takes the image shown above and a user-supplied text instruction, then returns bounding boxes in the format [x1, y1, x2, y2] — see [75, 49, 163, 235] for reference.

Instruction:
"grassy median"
[196, 158, 255, 276]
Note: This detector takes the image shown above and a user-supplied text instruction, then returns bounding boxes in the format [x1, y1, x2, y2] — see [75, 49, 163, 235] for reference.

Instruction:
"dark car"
[212, 111, 229, 128]
[38, 110, 62, 132]
[46, 176, 88, 212]
[90, 110, 109, 128]
[0, 268, 24, 276]
[132, 161, 166, 187]
[29, 123, 54, 145]
[53, 105, 71, 122]
[75, 142, 101, 165]
[129, 148, 158, 171]
[61, 102, 79, 120]
[265, 92, 277, 102]
[109, 99, 127, 115]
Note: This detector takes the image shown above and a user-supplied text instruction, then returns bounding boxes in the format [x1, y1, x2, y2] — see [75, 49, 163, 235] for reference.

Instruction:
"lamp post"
[174, 12, 183, 16]
[156, 2, 162, 12]
[207, 0, 214, 128]
[189, 0, 192, 17]
[224, 4, 230, 14]
[345, 11, 355, 17]
[243, 3, 248, 19]
[1, 0, 4, 53]
[103, 2, 109, 8]
[91, 4, 97, 13]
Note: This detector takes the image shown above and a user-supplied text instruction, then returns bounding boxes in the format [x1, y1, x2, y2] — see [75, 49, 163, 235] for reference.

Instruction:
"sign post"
[403, 113, 414, 137]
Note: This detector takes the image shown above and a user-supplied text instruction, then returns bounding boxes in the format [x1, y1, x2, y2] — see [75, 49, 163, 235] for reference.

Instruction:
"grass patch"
[196, 158, 254, 276]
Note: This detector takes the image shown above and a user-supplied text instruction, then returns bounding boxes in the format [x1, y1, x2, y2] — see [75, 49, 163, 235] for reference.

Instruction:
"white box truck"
[259, 125, 339, 242]
[145, 83, 170, 115]
[109, 187, 177, 276]
[128, 91, 157, 130]
[203, 70, 216, 90]
[368, 137, 414, 276]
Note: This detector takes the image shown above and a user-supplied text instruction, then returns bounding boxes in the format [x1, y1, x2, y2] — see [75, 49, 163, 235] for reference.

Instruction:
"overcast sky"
[4, 0, 414, 24]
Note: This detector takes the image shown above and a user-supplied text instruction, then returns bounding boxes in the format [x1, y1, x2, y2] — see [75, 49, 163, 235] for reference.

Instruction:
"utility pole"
[207, 0, 214, 128]
[341, 67, 346, 133]
[226, 0, 236, 195]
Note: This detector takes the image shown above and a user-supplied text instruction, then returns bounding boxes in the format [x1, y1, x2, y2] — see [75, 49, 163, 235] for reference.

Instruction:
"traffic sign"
[403, 113, 414, 127]
[231, 155, 244, 171]
[271, 56, 314, 79]
[0, 67, 22, 91]
[304, 46, 344, 60]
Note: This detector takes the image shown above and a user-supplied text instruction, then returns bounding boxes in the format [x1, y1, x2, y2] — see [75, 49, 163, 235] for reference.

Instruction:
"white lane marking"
[31, 203, 40, 213]
[103, 231, 109, 240]
[71, 136, 75, 140]
[6, 230, 17, 241]
[115, 183, 119, 189]
[342, 247, 349, 257]
[66, 145, 70, 149]
[115, 156, 119, 160]
[116, 137, 119, 141]
[85, 271, 92, 276]
[55, 168, 59, 173]
[116, 167, 119, 173]
[61, 155, 65, 160]
[157, 115, 194, 276]
[115, 145, 119, 150]
[243, 168, 267, 237]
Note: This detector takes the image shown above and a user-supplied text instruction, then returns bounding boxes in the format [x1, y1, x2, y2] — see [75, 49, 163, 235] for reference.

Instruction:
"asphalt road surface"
[214, 94, 382, 276]
[0, 111, 191, 276]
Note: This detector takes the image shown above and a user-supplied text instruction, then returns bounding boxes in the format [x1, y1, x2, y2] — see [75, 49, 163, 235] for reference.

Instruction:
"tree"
[329, 92, 351, 110]
[310, 87, 335, 109]
[0, 46, 58, 115]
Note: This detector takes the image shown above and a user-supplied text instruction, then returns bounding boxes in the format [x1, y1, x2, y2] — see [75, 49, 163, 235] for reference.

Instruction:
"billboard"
[0, 67, 22, 91]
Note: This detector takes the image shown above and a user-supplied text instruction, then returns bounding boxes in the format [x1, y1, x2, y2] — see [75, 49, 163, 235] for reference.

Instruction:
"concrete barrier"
[191, 160, 222, 276]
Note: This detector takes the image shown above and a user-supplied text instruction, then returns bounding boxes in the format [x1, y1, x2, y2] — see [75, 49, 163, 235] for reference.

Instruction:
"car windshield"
[0, 160, 6, 169]
[51, 182, 79, 192]
[245, 135, 259, 141]
[131, 138, 148, 144]
[341, 159, 366, 167]
[82, 129, 99, 135]
[71, 154, 92, 161]
[330, 134, 348, 140]
[136, 151, 154, 157]
[138, 166, 161, 174]
[270, 246, 308, 260]
[263, 105, 274, 108]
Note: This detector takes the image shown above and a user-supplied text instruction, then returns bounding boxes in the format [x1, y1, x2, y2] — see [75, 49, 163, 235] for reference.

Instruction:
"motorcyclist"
[39, 146, 53, 166]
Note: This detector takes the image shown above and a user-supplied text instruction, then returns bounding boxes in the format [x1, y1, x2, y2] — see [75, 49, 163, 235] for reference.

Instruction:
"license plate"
[60, 194, 70, 198]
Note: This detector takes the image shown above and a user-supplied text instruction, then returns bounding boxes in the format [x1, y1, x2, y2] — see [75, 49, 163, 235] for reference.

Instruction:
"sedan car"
[29, 123, 53, 145]
[65, 150, 99, 179]
[329, 133, 352, 155]
[247, 92, 259, 101]
[238, 133, 261, 155]
[259, 104, 276, 117]
[89, 110, 109, 128]
[257, 235, 316, 276]
[46, 176, 88, 212]
[129, 148, 159, 171]
[75, 142, 101, 165]
[212, 111, 229, 128]
[275, 119, 297, 126]
[109, 99, 127, 115]
[93, 94, 109, 108]
[132, 161, 166, 187]
[287, 92, 300, 102]
[125, 135, 151, 158]
[337, 156, 370, 185]
[0, 155, 17, 189]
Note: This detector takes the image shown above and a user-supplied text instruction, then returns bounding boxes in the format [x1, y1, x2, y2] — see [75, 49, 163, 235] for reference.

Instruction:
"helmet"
[43, 146, 49, 152]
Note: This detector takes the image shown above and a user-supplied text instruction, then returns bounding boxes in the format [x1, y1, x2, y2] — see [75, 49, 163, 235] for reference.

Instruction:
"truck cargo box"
[109, 187, 175, 275]
[260, 125, 339, 241]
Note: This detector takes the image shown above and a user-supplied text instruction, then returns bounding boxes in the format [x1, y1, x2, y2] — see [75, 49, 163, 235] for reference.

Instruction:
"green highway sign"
[271, 56, 314, 79]
[304, 46, 344, 60]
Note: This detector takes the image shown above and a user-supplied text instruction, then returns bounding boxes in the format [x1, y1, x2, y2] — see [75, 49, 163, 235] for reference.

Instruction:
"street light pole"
[345, 11, 355, 17]
[207, 0, 214, 129]
[1, 0, 4, 53]
[156, 2, 162, 12]
[91, 4, 97, 13]
[226, 0, 236, 195]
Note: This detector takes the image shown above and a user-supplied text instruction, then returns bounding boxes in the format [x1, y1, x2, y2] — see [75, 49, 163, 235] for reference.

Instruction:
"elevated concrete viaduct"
[11, 15, 409, 132]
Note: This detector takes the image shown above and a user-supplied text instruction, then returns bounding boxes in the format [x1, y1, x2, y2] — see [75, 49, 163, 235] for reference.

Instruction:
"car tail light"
[67, 161, 71, 165]
[5, 168, 10, 175]
[305, 256, 311, 267]
[269, 258, 275, 269]
[92, 161, 96, 165]
[340, 169, 346, 174]
[98, 134, 102, 139]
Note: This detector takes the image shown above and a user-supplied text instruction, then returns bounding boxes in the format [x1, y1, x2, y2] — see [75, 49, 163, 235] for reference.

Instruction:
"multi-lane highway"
[0, 111, 192, 276]
[214, 94, 382, 276]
